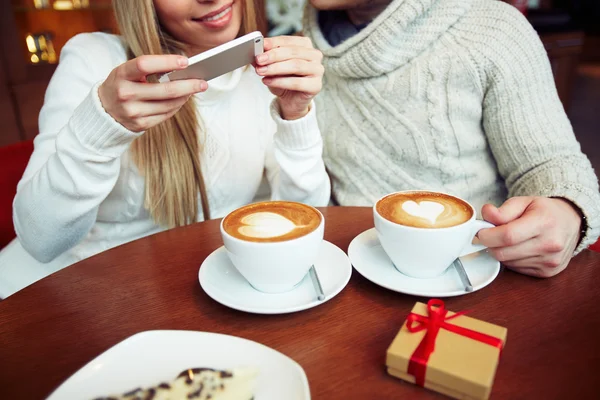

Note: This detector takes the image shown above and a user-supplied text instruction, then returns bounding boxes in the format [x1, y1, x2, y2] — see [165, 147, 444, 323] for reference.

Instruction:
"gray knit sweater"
[304, 0, 600, 252]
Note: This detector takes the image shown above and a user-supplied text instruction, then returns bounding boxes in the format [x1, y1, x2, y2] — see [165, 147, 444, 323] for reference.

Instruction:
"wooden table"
[1, 207, 599, 399]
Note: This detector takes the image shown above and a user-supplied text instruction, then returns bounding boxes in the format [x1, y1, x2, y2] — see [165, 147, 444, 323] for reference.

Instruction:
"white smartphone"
[159, 31, 264, 83]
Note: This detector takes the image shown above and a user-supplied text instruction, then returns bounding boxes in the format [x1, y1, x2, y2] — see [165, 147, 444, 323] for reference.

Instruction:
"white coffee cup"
[220, 201, 325, 293]
[373, 191, 494, 279]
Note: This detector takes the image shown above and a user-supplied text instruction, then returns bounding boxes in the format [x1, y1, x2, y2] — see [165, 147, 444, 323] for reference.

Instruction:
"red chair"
[0, 139, 34, 249]
[590, 239, 600, 253]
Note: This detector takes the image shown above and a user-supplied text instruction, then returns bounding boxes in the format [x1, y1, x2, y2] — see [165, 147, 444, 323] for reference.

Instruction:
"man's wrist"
[554, 197, 586, 246]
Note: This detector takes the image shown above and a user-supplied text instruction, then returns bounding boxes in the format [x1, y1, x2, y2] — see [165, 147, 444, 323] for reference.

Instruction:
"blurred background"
[0, 0, 598, 161]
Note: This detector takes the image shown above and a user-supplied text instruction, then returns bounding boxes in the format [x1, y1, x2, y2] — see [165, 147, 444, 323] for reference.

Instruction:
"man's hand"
[478, 196, 582, 278]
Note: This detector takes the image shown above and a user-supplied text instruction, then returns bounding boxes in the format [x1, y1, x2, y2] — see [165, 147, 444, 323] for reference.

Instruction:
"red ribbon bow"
[406, 299, 504, 387]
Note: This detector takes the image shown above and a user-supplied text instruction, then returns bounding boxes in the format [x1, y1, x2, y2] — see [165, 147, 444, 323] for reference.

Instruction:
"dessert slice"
[94, 367, 258, 400]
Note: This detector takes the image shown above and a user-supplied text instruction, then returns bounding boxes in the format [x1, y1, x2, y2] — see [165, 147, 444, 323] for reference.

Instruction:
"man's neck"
[346, 0, 393, 26]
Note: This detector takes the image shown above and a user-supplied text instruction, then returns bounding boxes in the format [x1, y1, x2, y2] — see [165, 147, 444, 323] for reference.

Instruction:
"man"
[305, 0, 600, 277]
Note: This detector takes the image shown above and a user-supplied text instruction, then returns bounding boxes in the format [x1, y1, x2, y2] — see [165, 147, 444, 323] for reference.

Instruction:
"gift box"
[386, 300, 507, 400]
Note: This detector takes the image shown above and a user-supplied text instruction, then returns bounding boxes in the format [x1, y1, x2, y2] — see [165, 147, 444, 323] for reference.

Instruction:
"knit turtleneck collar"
[194, 66, 246, 105]
[304, 0, 474, 78]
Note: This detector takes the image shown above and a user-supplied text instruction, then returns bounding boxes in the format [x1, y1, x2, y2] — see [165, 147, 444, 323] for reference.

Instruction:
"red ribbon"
[406, 299, 504, 387]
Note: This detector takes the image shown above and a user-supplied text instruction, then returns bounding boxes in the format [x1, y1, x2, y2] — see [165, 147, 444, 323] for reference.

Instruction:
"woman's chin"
[188, 24, 242, 54]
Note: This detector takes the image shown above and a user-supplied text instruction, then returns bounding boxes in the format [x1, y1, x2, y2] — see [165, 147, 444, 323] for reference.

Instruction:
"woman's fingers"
[118, 79, 207, 101]
[262, 76, 322, 96]
[263, 36, 315, 52]
[256, 45, 323, 66]
[137, 96, 192, 117]
[256, 59, 324, 78]
[119, 55, 189, 81]
[132, 107, 184, 132]
[120, 98, 189, 131]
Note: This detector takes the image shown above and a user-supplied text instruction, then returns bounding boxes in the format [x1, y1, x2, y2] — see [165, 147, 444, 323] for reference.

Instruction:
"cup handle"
[459, 220, 495, 257]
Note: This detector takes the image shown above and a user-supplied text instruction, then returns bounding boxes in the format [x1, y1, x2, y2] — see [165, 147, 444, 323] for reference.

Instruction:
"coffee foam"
[376, 191, 473, 228]
[222, 201, 322, 243]
[237, 212, 297, 238]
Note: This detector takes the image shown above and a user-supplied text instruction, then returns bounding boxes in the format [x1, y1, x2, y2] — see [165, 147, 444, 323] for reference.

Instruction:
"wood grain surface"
[1, 207, 599, 399]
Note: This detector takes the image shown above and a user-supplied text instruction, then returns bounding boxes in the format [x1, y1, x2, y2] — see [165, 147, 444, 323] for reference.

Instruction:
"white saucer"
[348, 228, 500, 297]
[199, 240, 352, 314]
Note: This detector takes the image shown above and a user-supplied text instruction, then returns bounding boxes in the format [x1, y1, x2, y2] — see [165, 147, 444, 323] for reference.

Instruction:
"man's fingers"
[478, 211, 544, 248]
[481, 197, 534, 226]
[504, 254, 570, 278]
[487, 236, 556, 263]
[505, 265, 551, 278]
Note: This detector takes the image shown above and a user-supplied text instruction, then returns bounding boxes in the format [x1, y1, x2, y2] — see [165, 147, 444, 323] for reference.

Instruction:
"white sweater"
[0, 33, 330, 298]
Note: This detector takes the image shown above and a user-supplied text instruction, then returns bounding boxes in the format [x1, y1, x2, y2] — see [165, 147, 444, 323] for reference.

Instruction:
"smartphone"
[159, 31, 264, 83]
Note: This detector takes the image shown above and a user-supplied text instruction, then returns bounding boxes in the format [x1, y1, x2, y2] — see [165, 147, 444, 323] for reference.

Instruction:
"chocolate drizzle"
[123, 388, 142, 397]
[187, 383, 204, 399]
[97, 366, 247, 400]
[177, 367, 216, 378]
[220, 370, 233, 378]
[143, 388, 155, 400]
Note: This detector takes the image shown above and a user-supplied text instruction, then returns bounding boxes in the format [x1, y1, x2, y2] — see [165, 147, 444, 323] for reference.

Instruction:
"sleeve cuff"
[520, 182, 600, 255]
[270, 99, 322, 150]
[67, 81, 143, 158]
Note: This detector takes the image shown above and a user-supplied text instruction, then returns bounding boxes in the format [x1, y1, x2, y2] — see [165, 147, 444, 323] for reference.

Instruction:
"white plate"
[348, 228, 500, 297]
[199, 241, 352, 314]
[46, 330, 310, 400]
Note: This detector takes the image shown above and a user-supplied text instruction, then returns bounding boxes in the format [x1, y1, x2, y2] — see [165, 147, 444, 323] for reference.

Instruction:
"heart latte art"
[376, 191, 473, 228]
[237, 212, 297, 238]
[223, 201, 322, 242]
[401, 200, 445, 224]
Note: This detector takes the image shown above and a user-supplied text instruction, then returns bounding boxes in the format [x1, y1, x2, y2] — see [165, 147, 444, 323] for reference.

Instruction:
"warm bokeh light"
[33, 0, 50, 9]
[53, 1, 74, 10]
[25, 34, 58, 65]
[52, 0, 90, 10]
[38, 35, 47, 51]
[25, 35, 36, 53]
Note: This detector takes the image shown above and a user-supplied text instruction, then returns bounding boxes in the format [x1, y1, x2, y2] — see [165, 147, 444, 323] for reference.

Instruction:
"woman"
[0, 0, 329, 298]
[305, 0, 600, 278]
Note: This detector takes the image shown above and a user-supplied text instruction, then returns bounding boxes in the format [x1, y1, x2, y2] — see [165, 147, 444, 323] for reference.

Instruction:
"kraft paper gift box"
[386, 300, 507, 400]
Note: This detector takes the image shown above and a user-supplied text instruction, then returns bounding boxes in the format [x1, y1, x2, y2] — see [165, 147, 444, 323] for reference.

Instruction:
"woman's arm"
[257, 35, 330, 206]
[264, 100, 330, 206]
[15, 33, 206, 263]
[13, 34, 142, 263]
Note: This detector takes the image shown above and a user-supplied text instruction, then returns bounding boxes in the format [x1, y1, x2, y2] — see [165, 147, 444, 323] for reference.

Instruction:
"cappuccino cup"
[373, 190, 494, 279]
[220, 201, 324, 293]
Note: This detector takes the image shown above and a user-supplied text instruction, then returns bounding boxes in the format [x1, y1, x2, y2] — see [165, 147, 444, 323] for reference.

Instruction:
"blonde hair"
[112, 0, 265, 227]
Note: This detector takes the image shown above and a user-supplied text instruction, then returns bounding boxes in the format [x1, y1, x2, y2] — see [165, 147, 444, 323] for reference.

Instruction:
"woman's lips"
[194, 3, 234, 29]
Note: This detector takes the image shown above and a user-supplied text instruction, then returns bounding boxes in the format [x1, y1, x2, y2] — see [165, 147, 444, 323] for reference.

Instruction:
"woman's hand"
[478, 196, 583, 278]
[255, 36, 324, 120]
[98, 55, 207, 132]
